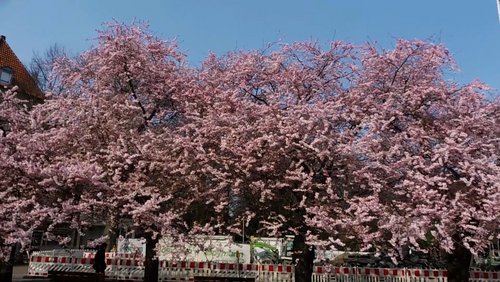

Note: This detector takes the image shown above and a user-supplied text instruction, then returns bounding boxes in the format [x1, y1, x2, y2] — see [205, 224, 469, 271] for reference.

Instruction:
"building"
[1, 35, 45, 137]
[0, 35, 44, 101]
[1, 35, 46, 132]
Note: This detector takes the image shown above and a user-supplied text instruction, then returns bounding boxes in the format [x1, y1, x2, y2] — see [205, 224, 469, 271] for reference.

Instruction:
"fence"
[312, 266, 448, 282]
[28, 251, 293, 282]
[469, 270, 500, 282]
[28, 255, 95, 277]
[159, 261, 293, 282]
[27, 250, 500, 281]
[28, 252, 144, 281]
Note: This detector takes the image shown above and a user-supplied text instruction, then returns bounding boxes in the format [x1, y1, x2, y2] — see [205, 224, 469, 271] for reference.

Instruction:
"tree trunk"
[0, 262, 13, 282]
[0, 245, 16, 282]
[445, 234, 472, 282]
[292, 234, 314, 282]
[143, 235, 159, 282]
[8, 245, 16, 264]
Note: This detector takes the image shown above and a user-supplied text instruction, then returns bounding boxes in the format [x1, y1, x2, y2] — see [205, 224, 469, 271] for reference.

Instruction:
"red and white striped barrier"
[158, 261, 293, 281]
[27, 252, 500, 282]
[28, 253, 293, 281]
[312, 266, 448, 282]
[113, 257, 144, 281]
[470, 270, 500, 282]
[27, 255, 52, 277]
[28, 253, 145, 281]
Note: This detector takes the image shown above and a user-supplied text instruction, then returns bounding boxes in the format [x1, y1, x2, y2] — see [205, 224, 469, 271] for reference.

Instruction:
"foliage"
[1, 23, 498, 270]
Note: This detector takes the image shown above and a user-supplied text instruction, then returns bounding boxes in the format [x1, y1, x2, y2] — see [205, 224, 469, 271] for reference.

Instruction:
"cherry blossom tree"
[306, 40, 500, 281]
[1, 22, 498, 282]
[0, 89, 55, 261]
[174, 42, 358, 281]
[1, 22, 193, 281]
[44, 21, 197, 281]
[178, 40, 499, 281]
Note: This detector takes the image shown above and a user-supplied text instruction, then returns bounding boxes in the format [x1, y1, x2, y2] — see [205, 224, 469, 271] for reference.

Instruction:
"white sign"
[158, 235, 251, 263]
[250, 236, 294, 261]
[117, 237, 146, 257]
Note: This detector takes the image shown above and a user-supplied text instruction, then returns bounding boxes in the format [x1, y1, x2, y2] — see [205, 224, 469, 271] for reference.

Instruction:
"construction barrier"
[159, 261, 293, 281]
[28, 252, 291, 281]
[28, 252, 144, 281]
[470, 270, 500, 282]
[312, 266, 448, 282]
[27, 250, 500, 282]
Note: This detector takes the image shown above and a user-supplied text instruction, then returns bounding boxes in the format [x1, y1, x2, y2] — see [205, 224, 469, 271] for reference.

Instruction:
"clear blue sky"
[1, 0, 499, 95]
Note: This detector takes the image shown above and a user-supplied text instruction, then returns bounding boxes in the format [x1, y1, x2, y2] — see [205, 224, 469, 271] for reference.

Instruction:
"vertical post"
[242, 219, 245, 244]
[75, 230, 81, 249]
[236, 250, 240, 278]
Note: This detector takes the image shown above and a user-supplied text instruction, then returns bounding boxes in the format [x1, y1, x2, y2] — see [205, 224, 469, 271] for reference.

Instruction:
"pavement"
[12, 265, 49, 282]
[10, 265, 115, 281]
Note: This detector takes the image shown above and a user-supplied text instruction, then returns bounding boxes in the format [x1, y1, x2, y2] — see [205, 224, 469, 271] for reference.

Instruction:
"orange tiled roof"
[0, 35, 44, 99]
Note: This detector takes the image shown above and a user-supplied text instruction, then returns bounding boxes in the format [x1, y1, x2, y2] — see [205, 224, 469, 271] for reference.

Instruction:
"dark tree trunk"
[8, 245, 16, 264]
[445, 234, 472, 282]
[143, 235, 159, 282]
[0, 262, 13, 282]
[0, 245, 16, 282]
[292, 234, 314, 282]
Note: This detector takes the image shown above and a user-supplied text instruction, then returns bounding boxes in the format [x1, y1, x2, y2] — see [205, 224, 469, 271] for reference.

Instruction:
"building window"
[0, 67, 13, 85]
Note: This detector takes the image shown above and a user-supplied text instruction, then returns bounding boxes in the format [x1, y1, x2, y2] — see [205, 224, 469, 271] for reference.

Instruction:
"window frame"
[0, 67, 13, 85]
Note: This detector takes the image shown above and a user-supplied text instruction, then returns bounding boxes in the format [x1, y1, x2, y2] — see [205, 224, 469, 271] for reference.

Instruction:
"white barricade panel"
[158, 261, 294, 282]
[312, 266, 448, 282]
[27, 252, 145, 281]
[30, 253, 500, 282]
[470, 270, 500, 282]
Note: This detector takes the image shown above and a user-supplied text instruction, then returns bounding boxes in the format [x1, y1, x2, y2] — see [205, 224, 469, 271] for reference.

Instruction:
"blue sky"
[1, 0, 499, 95]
